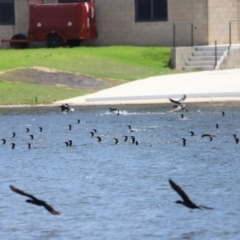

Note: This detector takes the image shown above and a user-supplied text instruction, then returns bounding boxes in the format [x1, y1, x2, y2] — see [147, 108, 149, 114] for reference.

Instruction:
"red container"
[28, 1, 97, 47]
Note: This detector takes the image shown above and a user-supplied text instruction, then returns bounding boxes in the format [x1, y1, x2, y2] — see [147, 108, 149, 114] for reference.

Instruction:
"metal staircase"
[183, 46, 228, 71]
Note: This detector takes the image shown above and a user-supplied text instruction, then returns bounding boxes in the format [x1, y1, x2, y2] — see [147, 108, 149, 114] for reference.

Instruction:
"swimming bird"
[182, 138, 186, 146]
[64, 140, 72, 147]
[29, 134, 34, 140]
[96, 136, 101, 142]
[26, 128, 30, 132]
[201, 134, 216, 141]
[77, 119, 80, 124]
[68, 125, 72, 131]
[169, 179, 213, 210]
[113, 138, 118, 144]
[169, 94, 187, 112]
[10, 185, 60, 215]
[190, 131, 194, 136]
[124, 136, 128, 142]
[93, 129, 97, 133]
[180, 114, 184, 119]
[233, 134, 239, 144]
[90, 132, 95, 137]
[39, 127, 43, 132]
[216, 124, 219, 129]
[135, 141, 139, 145]
[222, 111, 225, 117]
[130, 136, 135, 144]
[127, 125, 136, 132]
[28, 143, 31, 149]
[11, 143, 15, 149]
[109, 107, 117, 112]
[12, 132, 16, 138]
[1, 139, 6, 144]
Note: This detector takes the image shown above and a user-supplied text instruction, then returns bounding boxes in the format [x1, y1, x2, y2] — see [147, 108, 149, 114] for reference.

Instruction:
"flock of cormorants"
[2, 95, 239, 215]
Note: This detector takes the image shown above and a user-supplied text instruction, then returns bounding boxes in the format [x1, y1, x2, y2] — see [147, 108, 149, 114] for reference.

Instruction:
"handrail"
[214, 19, 240, 69]
[173, 22, 194, 48]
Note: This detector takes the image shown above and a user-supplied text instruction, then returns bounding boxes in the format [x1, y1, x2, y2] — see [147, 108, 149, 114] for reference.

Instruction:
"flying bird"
[201, 134, 216, 141]
[169, 179, 213, 210]
[10, 185, 60, 215]
[169, 94, 187, 112]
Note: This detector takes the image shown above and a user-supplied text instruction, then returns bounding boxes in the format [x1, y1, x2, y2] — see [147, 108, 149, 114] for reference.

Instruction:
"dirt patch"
[0, 68, 124, 91]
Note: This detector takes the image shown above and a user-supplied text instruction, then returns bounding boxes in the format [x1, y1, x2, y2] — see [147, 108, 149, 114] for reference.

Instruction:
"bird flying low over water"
[10, 185, 60, 215]
[169, 179, 213, 210]
[169, 94, 187, 112]
[201, 134, 216, 141]
[59, 103, 74, 113]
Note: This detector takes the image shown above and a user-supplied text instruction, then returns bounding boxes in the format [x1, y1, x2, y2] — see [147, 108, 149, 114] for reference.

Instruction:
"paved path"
[55, 68, 240, 106]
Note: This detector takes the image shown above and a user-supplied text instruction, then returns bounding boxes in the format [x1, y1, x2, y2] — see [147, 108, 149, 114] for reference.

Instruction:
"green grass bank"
[0, 46, 178, 105]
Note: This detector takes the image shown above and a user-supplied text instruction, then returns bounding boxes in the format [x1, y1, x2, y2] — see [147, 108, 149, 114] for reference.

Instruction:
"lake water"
[0, 103, 240, 240]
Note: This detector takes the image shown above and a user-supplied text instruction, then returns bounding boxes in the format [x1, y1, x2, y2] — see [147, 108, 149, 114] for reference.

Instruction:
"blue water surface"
[0, 103, 240, 240]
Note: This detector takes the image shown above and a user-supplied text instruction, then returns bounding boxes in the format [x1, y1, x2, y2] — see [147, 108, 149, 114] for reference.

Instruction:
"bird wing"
[179, 95, 186, 102]
[10, 185, 38, 201]
[198, 205, 214, 210]
[169, 98, 181, 105]
[43, 202, 60, 215]
[169, 180, 192, 203]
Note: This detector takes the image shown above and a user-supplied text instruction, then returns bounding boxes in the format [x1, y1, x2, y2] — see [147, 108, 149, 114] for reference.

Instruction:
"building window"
[135, 0, 168, 22]
[0, 0, 15, 25]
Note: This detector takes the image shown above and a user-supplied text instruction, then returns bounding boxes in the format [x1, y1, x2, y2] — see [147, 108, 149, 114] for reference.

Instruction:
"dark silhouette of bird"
[130, 136, 135, 144]
[216, 124, 219, 129]
[135, 141, 139, 145]
[97, 136, 101, 142]
[127, 125, 136, 132]
[90, 132, 95, 137]
[180, 114, 184, 119]
[93, 129, 97, 133]
[182, 138, 186, 146]
[190, 131, 194, 136]
[39, 127, 43, 132]
[68, 125, 72, 131]
[124, 136, 128, 142]
[11, 143, 15, 149]
[28, 143, 31, 149]
[233, 134, 239, 144]
[12, 132, 16, 138]
[10, 185, 60, 215]
[65, 140, 72, 147]
[26, 128, 30, 132]
[113, 138, 118, 144]
[77, 119, 80, 124]
[169, 179, 213, 210]
[29, 134, 34, 140]
[169, 95, 187, 112]
[201, 134, 216, 141]
[59, 103, 74, 113]
[222, 111, 225, 117]
[109, 107, 117, 112]
[1, 139, 6, 144]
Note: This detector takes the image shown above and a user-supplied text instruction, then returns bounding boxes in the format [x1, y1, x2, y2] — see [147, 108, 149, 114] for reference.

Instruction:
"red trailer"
[1, 0, 97, 48]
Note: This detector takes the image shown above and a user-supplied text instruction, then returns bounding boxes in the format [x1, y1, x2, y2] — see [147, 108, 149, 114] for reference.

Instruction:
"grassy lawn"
[0, 46, 178, 105]
[0, 81, 87, 105]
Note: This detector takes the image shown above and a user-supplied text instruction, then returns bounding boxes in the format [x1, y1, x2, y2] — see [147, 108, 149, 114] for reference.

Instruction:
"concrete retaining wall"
[171, 47, 193, 70]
